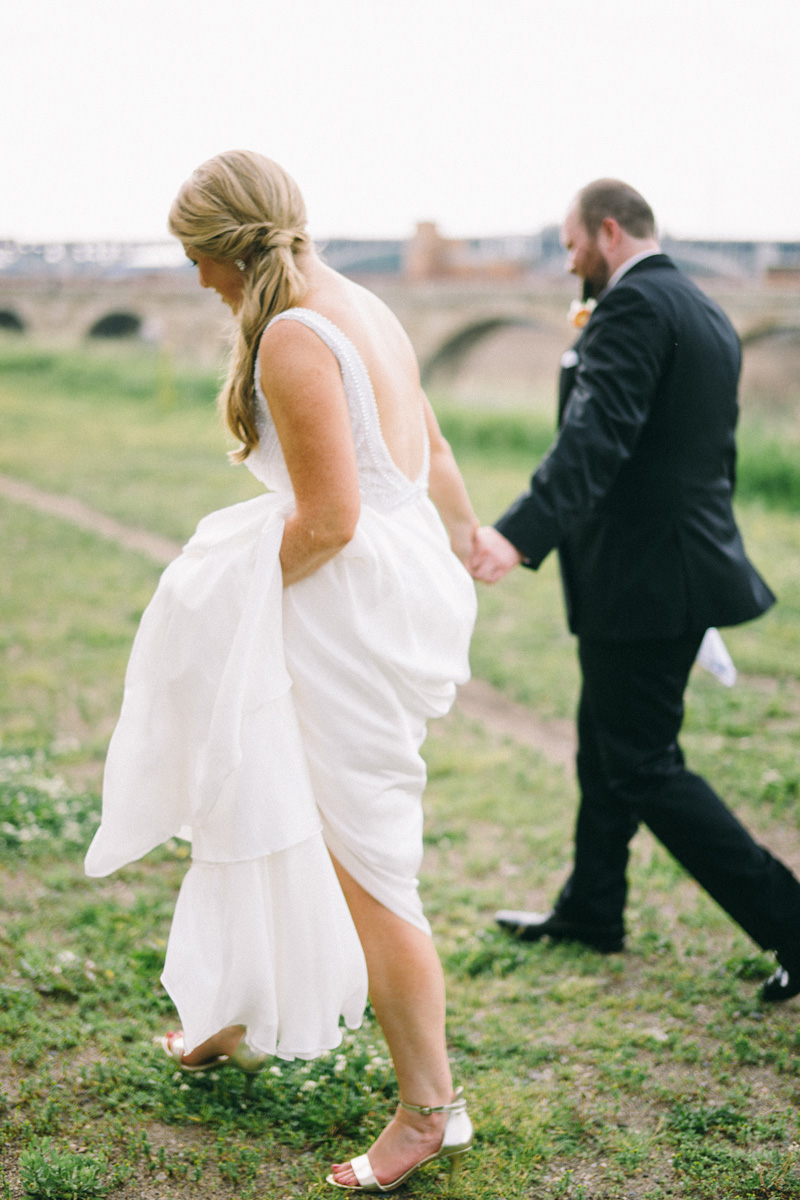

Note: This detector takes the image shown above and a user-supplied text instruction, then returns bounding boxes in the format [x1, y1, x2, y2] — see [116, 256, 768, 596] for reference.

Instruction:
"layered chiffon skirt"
[85, 490, 475, 1058]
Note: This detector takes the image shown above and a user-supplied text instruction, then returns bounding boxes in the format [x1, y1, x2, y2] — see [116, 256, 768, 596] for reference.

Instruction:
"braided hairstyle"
[168, 150, 311, 460]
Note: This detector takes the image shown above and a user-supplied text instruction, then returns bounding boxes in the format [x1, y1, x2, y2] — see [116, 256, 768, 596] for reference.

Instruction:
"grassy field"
[2, 340, 800, 1198]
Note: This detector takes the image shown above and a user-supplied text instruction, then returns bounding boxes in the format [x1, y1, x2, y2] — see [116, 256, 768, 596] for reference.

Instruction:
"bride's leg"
[180, 1024, 245, 1067]
[328, 855, 453, 1188]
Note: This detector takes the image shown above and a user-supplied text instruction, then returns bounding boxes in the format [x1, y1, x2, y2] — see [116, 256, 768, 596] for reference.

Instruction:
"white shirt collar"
[606, 248, 661, 291]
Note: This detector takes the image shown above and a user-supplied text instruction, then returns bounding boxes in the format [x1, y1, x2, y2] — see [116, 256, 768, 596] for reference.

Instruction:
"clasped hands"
[466, 526, 522, 584]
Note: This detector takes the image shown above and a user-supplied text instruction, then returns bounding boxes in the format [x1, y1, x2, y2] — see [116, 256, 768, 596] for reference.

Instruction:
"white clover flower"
[298, 1065, 311, 1074]
[51, 735, 81, 755]
[2, 755, 32, 776]
[36, 776, 69, 798]
[300, 1079, 318, 1092]
[57, 951, 78, 965]
[269, 1066, 283, 1077]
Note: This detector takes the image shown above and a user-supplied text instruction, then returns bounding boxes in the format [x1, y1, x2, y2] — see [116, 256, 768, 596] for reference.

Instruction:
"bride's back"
[299, 270, 426, 483]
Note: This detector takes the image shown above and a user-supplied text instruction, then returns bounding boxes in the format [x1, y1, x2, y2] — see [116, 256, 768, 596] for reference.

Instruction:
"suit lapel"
[558, 334, 584, 423]
[556, 256, 674, 424]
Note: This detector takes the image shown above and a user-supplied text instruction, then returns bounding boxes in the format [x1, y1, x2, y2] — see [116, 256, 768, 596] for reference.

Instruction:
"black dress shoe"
[494, 909, 625, 954]
[760, 963, 800, 1002]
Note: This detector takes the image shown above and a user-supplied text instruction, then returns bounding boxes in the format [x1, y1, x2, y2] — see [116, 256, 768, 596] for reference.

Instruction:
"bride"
[85, 150, 478, 1191]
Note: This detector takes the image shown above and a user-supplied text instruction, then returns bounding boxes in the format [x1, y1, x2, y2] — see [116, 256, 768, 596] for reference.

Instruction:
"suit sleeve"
[495, 286, 671, 568]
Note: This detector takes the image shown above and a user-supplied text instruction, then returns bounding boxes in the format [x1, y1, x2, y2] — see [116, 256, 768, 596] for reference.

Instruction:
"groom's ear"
[597, 216, 622, 255]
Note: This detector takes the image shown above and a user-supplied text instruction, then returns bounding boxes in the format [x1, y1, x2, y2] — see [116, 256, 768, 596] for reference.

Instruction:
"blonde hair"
[168, 150, 311, 460]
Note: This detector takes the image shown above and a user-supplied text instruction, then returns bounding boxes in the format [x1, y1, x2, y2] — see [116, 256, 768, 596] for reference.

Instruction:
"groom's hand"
[468, 527, 522, 583]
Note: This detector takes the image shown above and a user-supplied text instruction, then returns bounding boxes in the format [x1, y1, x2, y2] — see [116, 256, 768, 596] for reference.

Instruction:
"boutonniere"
[567, 298, 597, 329]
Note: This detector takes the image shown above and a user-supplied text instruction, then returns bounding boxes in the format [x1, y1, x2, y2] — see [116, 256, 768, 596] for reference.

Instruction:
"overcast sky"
[3, 0, 799, 244]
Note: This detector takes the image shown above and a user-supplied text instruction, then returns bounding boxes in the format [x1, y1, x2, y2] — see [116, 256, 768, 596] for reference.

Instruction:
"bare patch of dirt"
[0, 473, 181, 565]
[452, 677, 576, 769]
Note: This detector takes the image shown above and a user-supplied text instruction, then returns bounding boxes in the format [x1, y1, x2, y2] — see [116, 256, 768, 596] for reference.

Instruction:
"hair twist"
[168, 150, 310, 459]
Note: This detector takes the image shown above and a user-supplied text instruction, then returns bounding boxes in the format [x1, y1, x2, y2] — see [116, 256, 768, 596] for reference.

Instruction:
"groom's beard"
[581, 264, 611, 300]
[580, 241, 611, 300]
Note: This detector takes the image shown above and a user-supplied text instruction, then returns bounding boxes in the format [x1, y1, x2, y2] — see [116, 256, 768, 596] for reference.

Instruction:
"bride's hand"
[467, 527, 522, 583]
[449, 517, 480, 567]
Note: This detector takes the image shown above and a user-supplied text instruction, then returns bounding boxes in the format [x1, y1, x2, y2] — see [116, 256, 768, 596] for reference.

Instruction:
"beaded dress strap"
[264, 307, 429, 504]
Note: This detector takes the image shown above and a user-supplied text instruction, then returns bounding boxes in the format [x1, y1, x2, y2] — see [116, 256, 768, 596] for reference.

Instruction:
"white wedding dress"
[85, 308, 477, 1060]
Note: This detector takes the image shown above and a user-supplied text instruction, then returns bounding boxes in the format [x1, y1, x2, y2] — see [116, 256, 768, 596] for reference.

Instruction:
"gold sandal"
[156, 1030, 266, 1075]
[327, 1087, 473, 1192]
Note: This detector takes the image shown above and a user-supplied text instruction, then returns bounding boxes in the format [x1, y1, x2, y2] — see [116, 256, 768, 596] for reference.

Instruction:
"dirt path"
[448, 677, 575, 766]
[0, 471, 577, 767]
[0, 473, 181, 565]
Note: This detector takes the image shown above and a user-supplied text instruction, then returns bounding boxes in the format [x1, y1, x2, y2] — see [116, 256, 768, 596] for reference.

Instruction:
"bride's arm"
[423, 394, 479, 565]
[259, 321, 360, 587]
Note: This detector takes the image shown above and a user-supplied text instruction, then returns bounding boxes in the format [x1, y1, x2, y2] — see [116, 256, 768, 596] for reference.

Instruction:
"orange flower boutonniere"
[567, 298, 597, 330]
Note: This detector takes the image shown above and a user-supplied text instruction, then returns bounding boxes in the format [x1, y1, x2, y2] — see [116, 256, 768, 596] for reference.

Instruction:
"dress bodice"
[247, 307, 429, 512]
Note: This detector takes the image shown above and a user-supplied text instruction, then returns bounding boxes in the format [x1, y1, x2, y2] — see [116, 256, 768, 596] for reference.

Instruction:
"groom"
[470, 178, 800, 1001]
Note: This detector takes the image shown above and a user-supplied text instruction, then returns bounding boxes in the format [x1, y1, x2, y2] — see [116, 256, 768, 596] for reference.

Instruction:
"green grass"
[0, 342, 262, 542]
[3, 342, 800, 1197]
[0, 497, 161, 752]
[435, 398, 800, 516]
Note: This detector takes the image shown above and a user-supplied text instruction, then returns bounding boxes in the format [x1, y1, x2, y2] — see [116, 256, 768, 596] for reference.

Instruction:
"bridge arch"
[420, 315, 546, 385]
[0, 309, 25, 332]
[87, 311, 143, 339]
[740, 322, 800, 347]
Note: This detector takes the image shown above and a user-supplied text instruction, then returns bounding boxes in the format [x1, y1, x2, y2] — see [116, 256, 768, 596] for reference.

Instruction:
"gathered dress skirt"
[85, 488, 476, 1059]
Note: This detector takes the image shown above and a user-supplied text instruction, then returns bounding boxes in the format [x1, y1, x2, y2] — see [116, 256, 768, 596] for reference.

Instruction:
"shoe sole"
[495, 916, 624, 954]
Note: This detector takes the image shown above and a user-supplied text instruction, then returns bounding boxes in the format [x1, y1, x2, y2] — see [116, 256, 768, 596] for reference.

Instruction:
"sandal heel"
[447, 1150, 469, 1186]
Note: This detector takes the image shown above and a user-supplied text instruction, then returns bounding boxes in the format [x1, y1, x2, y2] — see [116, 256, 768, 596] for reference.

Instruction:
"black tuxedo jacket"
[495, 254, 775, 639]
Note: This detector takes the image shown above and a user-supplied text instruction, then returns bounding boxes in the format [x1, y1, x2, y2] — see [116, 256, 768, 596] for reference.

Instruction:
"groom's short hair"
[577, 179, 656, 240]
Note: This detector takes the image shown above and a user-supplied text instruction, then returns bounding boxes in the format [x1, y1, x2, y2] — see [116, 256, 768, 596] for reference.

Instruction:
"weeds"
[19, 1139, 124, 1200]
[0, 753, 99, 858]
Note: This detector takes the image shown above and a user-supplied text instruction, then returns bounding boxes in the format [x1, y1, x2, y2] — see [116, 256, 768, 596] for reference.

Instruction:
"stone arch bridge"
[1, 273, 799, 380]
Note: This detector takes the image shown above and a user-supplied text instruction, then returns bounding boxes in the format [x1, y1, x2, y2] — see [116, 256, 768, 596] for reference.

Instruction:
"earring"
[234, 259, 246, 272]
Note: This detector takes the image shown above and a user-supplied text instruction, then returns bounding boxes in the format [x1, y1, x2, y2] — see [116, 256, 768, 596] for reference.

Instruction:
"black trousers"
[556, 632, 800, 958]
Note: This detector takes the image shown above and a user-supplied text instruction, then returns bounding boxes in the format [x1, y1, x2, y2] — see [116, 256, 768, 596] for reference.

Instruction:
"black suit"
[496, 254, 800, 957]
